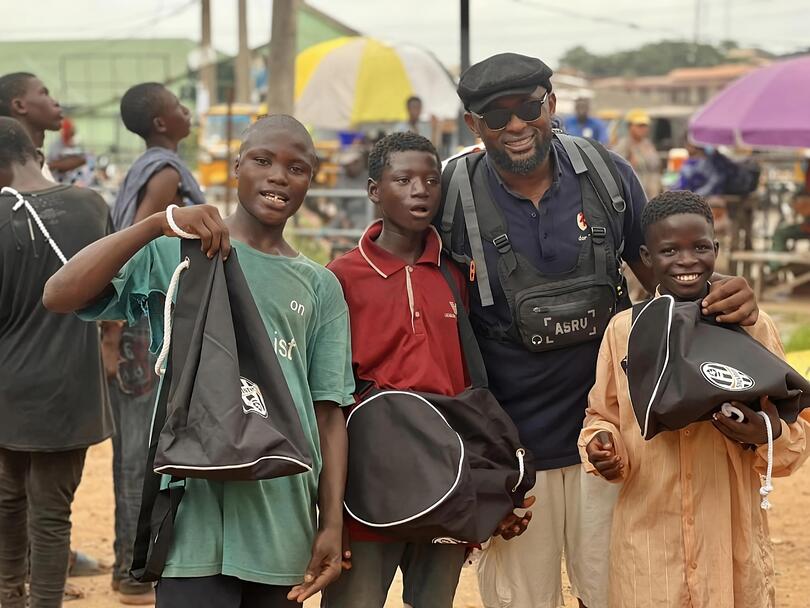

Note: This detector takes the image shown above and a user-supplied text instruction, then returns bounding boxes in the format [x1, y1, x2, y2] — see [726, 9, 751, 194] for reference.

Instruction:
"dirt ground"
[68, 302, 810, 608]
[68, 434, 810, 608]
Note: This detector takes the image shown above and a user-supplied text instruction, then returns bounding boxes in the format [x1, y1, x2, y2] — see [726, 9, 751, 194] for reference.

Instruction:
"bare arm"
[42, 205, 230, 313]
[133, 167, 183, 223]
[287, 401, 347, 602]
[625, 258, 656, 294]
[48, 155, 86, 172]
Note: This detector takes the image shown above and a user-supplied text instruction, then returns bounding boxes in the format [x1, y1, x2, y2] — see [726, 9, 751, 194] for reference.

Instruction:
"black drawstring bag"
[627, 295, 810, 441]
[343, 264, 536, 545]
[131, 239, 312, 582]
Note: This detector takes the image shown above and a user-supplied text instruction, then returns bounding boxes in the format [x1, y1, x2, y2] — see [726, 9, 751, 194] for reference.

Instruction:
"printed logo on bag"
[577, 212, 588, 231]
[240, 377, 268, 418]
[432, 537, 467, 545]
[700, 362, 755, 392]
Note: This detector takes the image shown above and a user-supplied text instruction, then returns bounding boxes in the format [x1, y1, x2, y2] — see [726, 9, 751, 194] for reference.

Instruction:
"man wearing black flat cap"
[438, 52, 759, 608]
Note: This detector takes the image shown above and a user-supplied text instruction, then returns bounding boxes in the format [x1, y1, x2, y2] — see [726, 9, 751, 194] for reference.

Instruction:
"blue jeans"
[321, 541, 466, 608]
[109, 322, 158, 584]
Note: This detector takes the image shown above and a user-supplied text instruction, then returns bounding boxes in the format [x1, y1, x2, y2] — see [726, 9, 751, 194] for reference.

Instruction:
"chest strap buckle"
[492, 234, 512, 254]
[591, 226, 607, 244]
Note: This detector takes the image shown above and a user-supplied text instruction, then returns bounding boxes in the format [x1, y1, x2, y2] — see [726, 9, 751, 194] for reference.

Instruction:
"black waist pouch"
[514, 279, 617, 352]
[131, 240, 312, 581]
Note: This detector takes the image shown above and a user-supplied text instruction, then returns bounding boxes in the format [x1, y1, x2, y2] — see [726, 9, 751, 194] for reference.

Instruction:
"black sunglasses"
[472, 92, 549, 131]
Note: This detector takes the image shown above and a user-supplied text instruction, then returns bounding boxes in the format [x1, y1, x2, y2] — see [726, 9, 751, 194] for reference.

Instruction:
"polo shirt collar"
[358, 219, 442, 279]
[484, 139, 563, 202]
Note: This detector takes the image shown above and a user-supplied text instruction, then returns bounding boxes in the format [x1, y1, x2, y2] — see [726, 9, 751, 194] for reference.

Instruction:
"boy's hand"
[703, 276, 758, 325]
[586, 431, 623, 480]
[495, 495, 535, 540]
[341, 525, 352, 570]
[287, 526, 342, 602]
[157, 204, 231, 260]
[712, 397, 782, 445]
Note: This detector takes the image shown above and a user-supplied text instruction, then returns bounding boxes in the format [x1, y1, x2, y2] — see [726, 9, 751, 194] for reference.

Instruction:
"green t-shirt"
[80, 237, 354, 585]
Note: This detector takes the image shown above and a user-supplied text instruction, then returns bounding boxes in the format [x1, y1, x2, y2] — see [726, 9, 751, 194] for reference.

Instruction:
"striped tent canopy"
[294, 36, 460, 130]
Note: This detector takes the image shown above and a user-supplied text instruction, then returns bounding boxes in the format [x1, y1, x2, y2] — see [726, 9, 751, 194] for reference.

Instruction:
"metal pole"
[201, 0, 217, 104]
[460, 0, 470, 74]
[235, 0, 252, 103]
[458, 0, 474, 146]
[224, 87, 235, 211]
[266, 0, 298, 115]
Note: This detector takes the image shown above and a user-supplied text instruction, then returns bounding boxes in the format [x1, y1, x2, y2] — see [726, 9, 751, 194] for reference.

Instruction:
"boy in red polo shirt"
[324, 132, 530, 607]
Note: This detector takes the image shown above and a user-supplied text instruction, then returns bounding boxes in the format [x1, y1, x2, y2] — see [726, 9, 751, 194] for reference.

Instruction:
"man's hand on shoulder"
[703, 275, 759, 325]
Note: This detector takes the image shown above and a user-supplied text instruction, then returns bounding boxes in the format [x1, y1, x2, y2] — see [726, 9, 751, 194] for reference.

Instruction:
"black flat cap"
[458, 53, 553, 113]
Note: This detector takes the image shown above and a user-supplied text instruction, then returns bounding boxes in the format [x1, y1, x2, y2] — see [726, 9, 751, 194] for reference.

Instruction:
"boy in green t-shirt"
[44, 114, 354, 607]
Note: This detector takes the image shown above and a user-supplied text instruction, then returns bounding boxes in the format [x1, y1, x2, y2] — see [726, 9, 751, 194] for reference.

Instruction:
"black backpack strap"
[573, 137, 627, 261]
[443, 154, 498, 307]
[129, 347, 185, 582]
[439, 260, 489, 389]
[573, 138, 627, 214]
[556, 132, 589, 175]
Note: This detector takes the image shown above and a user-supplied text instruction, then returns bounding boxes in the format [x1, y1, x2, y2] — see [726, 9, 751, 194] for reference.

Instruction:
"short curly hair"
[0, 72, 35, 117]
[641, 190, 714, 237]
[368, 131, 440, 182]
[120, 82, 169, 139]
[0, 117, 37, 168]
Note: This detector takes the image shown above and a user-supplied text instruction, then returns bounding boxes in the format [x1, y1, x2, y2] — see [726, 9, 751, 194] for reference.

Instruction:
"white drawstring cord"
[2, 186, 68, 264]
[720, 403, 774, 510]
[720, 402, 745, 422]
[154, 204, 201, 376]
[154, 257, 191, 377]
[166, 204, 199, 240]
[511, 448, 526, 493]
[757, 411, 774, 510]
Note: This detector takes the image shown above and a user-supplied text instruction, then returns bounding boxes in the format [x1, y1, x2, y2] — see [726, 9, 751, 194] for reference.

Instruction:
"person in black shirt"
[0, 117, 112, 608]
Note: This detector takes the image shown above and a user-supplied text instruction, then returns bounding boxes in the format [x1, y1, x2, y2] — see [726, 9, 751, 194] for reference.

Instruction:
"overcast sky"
[8, 0, 808, 69]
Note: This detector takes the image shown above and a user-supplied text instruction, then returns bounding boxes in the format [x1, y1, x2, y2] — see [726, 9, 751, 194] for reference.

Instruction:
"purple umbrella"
[689, 55, 810, 149]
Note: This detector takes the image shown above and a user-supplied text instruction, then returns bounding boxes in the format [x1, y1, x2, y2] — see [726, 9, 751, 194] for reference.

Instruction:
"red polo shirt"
[327, 220, 469, 542]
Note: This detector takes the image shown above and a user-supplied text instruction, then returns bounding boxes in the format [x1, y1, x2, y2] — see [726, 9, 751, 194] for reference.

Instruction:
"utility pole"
[200, 0, 217, 105]
[458, 0, 473, 145]
[691, 0, 702, 66]
[266, 0, 298, 115]
[235, 0, 252, 103]
[460, 0, 470, 75]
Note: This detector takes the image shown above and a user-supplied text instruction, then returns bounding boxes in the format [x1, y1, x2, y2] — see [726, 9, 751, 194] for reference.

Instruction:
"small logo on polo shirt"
[577, 212, 588, 231]
[240, 377, 268, 418]
[445, 301, 458, 319]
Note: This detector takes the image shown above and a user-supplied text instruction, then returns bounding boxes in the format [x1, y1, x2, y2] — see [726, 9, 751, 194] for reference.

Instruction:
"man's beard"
[488, 132, 552, 176]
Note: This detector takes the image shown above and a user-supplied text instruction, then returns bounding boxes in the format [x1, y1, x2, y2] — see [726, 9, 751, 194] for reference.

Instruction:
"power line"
[507, 0, 808, 51]
[6, 0, 198, 42]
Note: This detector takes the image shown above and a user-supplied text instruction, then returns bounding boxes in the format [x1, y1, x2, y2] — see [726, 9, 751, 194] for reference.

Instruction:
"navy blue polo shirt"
[445, 138, 647, 470]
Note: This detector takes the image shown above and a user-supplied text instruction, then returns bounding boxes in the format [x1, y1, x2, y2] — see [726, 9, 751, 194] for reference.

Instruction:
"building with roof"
[0, 3, 357, 165]
[591, 62, 765, 110]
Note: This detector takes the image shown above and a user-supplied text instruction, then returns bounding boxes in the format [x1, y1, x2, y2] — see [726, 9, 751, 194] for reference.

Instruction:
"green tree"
[559, 40, 733, 77]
